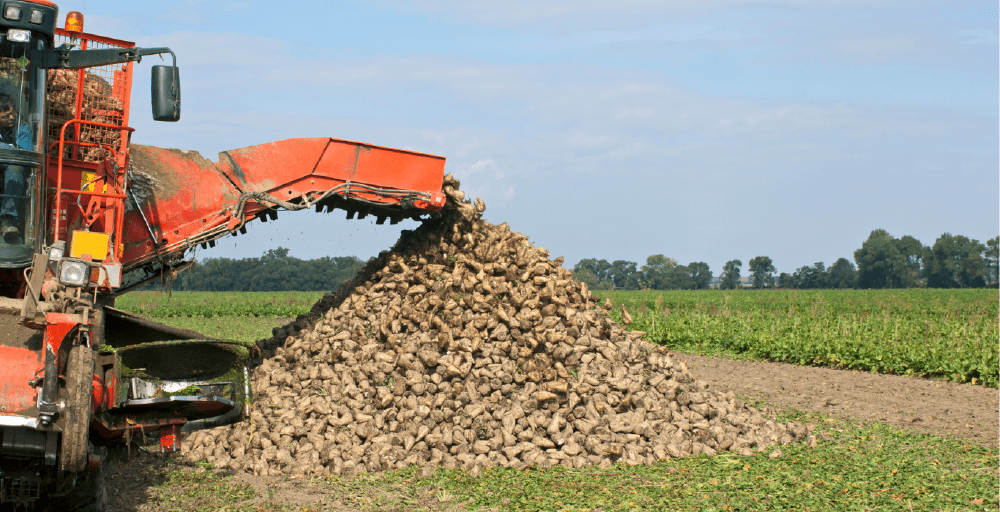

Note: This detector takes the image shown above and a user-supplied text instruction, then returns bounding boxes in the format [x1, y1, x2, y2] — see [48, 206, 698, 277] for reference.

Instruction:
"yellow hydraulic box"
[69, 230, 110, 260]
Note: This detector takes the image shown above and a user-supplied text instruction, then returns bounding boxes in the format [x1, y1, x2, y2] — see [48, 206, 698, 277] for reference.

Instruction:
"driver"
[0, 92, 32, 244]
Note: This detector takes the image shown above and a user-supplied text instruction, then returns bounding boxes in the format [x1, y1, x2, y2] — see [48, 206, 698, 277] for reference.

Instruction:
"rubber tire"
[62, 345, 95, 473]
[40, 465, 108, 512]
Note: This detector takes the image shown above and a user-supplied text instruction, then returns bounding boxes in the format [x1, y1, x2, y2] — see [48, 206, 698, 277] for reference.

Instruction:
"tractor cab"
[0, 1, 54, 275]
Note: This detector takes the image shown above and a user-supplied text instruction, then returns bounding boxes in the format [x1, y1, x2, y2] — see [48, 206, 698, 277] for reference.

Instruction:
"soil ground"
[673, 351, 999, 448]
[103, 351, 999, 511]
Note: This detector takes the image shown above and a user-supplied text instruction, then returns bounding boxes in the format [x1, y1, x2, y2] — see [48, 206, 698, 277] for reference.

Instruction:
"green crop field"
[117, 291, 324, 318]
[593, 289, 999, 388]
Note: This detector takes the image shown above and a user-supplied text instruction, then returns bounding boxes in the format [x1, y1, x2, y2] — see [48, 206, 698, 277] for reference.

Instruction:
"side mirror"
[151, 65, 181, 122]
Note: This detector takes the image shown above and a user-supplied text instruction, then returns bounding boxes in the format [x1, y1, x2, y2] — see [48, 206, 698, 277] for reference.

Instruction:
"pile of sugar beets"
[181, 175, 815, 477]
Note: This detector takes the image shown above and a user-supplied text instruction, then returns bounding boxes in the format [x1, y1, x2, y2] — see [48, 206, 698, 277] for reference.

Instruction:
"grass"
[134, 408, 998, 511]
[593, 289, 999, 388]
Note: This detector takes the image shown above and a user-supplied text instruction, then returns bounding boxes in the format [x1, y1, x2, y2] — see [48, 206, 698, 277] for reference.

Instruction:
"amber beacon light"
[65, 11, 83, 32]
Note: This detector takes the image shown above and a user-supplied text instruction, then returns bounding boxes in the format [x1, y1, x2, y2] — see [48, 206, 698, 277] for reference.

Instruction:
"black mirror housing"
[151, 65, 181, 122]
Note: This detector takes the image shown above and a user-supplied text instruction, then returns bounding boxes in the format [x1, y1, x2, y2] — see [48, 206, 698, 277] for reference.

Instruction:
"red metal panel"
[313, 139, 446, 193]
[224, 138, 446, 194]
[0, 346, 40, 414]
[90, 373, 103, 414]
[221, 138, 330, 191]
[44, 313, 78, 354]
[121, 145, 240, 262]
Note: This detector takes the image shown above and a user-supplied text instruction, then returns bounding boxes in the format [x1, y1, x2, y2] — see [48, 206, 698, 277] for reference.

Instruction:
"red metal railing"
[47, 29, 136, 266]
[50, 119, 133, 263]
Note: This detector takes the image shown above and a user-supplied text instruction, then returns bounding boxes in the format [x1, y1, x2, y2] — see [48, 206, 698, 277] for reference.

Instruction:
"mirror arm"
[34, 46, 177, 70]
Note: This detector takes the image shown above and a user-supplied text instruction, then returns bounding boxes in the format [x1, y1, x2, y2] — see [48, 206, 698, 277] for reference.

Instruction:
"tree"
[663, 264, 696, 290]
[827, 258, 857, 289]
[748, 256, 776, 289]
[854, 229, 907, 288]
[924, 233, 987, 288]
[688, 262, 713, 290]
[896, 235, 924, 288]
[792, 262, 827, 289]
[158, 248, 366, 291]
[608, 260, 639, 290]
[574, 258, 612, 284]
[854, 230, 930, 288]
[720, 259, 742, 290]
[572, 267, 601, 290]
[777, 272, 793, 288]
[641, 254, 679, 290]
[986, 236, 999, 286]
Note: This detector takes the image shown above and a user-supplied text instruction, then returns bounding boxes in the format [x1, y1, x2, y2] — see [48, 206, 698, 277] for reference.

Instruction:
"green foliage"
[570, 266, 601, 290]
[574, 229, 995, 291]
[720, 259, 742, 290]
[791, 261, 829, 289]
[827, 257, 857, 289]
[574, 258, 713, 291]
[924, 233, 988, 289]
[610, 259, 642, 289]
[596, 289, 999, 388]
[148, 248, 365, 292]
[688, 262, 712, 290]
[854, 230, 929, 289]
[573, 258, 612, 283]
[748, 256, 776, 289]
[986, 236, 999, 286]
[117, 291, 324, 318]
[641, 254, 678, 290]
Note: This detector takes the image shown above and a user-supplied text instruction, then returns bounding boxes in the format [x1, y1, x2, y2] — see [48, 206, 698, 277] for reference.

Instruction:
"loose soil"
[104, 353, 999, 512]
[674, 351, 999, 448]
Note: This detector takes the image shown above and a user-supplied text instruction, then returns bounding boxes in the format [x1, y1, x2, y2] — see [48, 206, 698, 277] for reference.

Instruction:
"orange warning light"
[65, 11, 83, 32]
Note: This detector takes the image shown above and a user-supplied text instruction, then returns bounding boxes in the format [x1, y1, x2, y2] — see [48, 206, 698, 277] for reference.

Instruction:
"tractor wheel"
[43, 345, 107, 512]
[62, 345, 95, 473]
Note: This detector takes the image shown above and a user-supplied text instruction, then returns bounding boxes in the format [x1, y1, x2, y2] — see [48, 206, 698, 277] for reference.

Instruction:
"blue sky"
[60, 0, 998, 275]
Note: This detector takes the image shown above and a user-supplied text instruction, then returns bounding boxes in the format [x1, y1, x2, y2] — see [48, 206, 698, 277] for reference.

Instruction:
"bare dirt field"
[103, 350, 999, 512]
[673, 351, 999, 448]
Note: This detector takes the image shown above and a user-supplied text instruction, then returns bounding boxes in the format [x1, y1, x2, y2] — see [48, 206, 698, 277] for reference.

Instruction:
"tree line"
[150, 229, 998, 292]
[157, 248, 366, 292]
[572, 230, 1000, 290]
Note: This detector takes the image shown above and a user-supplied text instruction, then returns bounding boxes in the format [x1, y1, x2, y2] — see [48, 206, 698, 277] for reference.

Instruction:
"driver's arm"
[15, 121, 31, 150]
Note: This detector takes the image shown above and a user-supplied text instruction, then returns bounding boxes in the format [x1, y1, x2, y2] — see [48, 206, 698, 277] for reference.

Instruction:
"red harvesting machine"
[0, 3, 446, 509]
